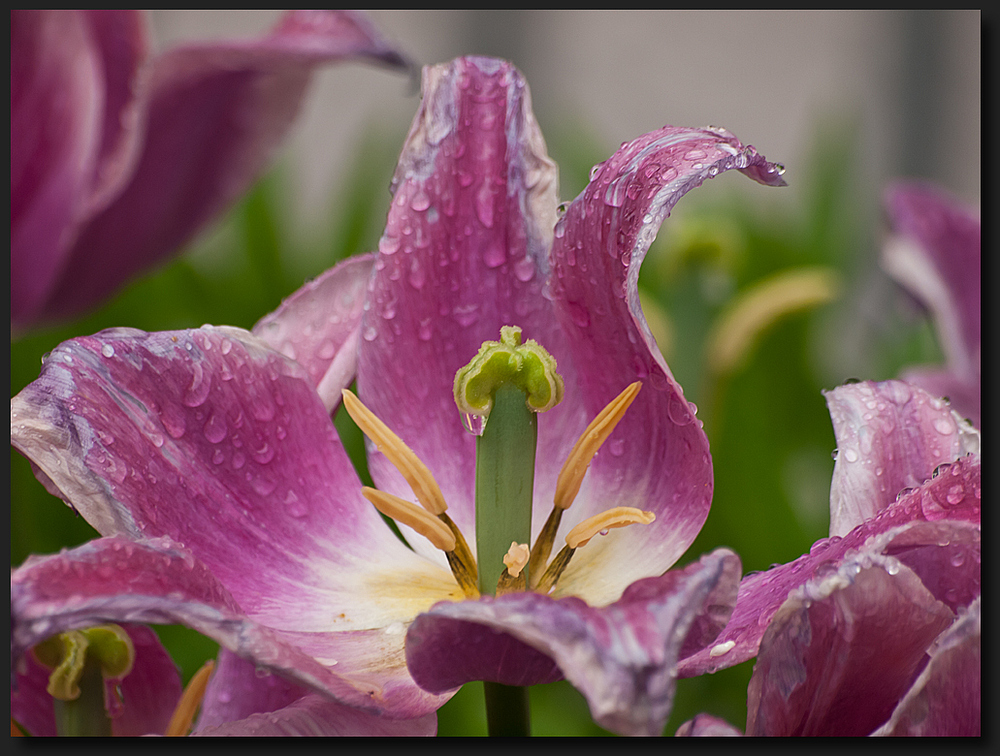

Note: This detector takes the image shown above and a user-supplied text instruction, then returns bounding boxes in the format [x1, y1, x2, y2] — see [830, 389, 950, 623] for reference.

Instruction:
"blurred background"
[12, 10, 981, 736]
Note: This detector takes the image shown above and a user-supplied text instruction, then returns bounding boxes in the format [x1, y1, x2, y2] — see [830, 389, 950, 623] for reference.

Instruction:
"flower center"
[343, 325, 654, 599]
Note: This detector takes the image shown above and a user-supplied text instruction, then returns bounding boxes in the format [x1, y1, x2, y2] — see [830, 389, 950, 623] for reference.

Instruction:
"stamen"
[362, 488, 480, 598]
[497, 543, 530, 595]
[165, 660, 215, 737]
[527, 506, 563, 589]
[534, 507, 656, 595]
[565, 506, 655, 549]
[342, 390, 448, 515]
[361, 488, 456, 551]
[553, 382, 641, 510]
[502, 542, 530, 578]
[533, 545, 574, 595]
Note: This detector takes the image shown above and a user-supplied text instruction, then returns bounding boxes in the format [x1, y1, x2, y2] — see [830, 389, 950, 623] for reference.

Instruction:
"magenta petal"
[9, 327, 426, 626]
[546, 126, 785, 600]
[23, 10, 408, 327]
[253, 254, 375, 409]
[10, 10, 148, 328]
[406, 549, 740, 736]
[355, 56, 565, 557]
[824, 379, 980, 536]
[674, 713, 743, 737]
[194, 693, 437, 737]
[197, 647, 309, 731]
[882, 182, 981, 427]
[11, 623, 182, 737]
[678, 455, 980, 678]
[195, 646, 437, 736]
[10, 536, 431, 716]
[873, 597, 980, 736]
[745, 554, 954, 737]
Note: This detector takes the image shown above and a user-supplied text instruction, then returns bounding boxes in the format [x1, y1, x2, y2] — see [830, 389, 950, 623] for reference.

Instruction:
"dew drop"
[378, 234, 401, 255]
[513, 257, 535, 282]
[462, 413, 486, 436]
[183, 363, 211, 408]
[101, 344, 115, 358]
[843, 448, 859, 463]
[934, 416, 956, 435]
[709, 640, 735, 657]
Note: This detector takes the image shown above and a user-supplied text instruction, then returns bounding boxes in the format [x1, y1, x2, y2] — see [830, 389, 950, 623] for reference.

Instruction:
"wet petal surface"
[406, 549, 740, 735]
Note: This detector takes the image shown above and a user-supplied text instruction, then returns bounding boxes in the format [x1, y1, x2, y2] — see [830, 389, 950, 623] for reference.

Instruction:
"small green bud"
[454, 325, 564, 416]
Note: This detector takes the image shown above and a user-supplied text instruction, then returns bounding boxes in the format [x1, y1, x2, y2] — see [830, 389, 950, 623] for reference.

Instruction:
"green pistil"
[474, 384, 537, 595]
[455, 325, 564, 737]
[32, 625, 135, 737]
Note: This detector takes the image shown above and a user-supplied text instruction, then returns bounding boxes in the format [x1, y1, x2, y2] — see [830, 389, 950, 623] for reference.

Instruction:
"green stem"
[53, 656, 111, 737]
[475, 385, 537, 595]
[483, 682, 531, 737]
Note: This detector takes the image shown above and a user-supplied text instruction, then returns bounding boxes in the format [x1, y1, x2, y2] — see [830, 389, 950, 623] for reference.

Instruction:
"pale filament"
[553, 382, 641, 510]
[342, 390, 448, 515]
[361, 487, 456, 551]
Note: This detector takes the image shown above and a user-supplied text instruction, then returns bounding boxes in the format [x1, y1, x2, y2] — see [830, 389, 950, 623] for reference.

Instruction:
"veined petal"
[194, 648, 436, 736]
[677, 466, 980, 680]
[11, 10, 148, 329]
[197, 647, 308, 731]
[29, 10, 409, 327]
[674, 713, 744, 737]
[10, 623, 182, 737]
[253, 254, 375, 410]
[546, 126, 785, 604]
[825, 379, 980, 536]
[195, 693, 437, 736]
[406, 548, 740, 736]
[745, 551, 955, 737]
[355, 56, 577, 566]
[882, 182, 981, 428]
[10, 326, 458, 634]
[11, 536, 448, 718]
[873, 597, 980, 736]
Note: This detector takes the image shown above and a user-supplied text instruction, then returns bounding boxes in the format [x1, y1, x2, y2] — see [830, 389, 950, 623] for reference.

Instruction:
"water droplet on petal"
[101, 344, 115, 358]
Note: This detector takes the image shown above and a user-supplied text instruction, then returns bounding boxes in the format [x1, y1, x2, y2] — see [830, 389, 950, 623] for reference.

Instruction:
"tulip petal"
[197, 647, 309, 731]
[194, 647, 436, 735]
[677, 457, 980, 678]
[825, 379, 980, 536]
[873, 597, 980, 736]
[355, 56, 574, 567]
[674, 713, 743, 737]
[547, 126, 785, 604]
[195, 692, 437, 736]
[11, 10, 148, 327]
[882, 182, 980, 427]
[27, 10, 409, 327]
[406, 548, 740, 736]
[745, 552, 954, 736]
[11, 326, 463, 631]
[11, 536, 449, 718]
[253, 253, 375, 410]
[10, 623, 182, 737]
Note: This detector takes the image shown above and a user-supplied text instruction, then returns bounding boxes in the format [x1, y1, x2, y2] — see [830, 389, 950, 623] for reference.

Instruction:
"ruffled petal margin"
[547, 125, 785, 605]
[406, 548, 740, 736]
